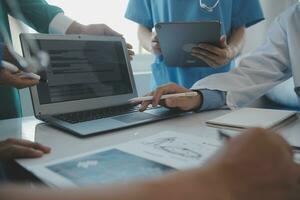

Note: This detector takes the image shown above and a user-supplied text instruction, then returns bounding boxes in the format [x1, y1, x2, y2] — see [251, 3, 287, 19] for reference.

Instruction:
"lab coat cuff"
[49, 13, 74, 34]
[196, 89, 226, 112]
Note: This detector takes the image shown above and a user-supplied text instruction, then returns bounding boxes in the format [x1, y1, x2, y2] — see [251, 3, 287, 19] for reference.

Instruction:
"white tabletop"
[0, 109, 299, 171]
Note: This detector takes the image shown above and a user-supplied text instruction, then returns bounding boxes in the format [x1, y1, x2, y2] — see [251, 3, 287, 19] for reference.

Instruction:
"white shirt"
[192, 3, 300, 109]
[48, 13, 74, 34]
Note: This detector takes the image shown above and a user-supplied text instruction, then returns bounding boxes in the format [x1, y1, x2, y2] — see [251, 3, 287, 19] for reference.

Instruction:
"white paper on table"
[28, 131, 222, 187]
[118, 131, 222, 169]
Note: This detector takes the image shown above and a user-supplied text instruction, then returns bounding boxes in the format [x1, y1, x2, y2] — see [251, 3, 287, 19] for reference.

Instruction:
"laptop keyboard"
[53, 104, 156, 124]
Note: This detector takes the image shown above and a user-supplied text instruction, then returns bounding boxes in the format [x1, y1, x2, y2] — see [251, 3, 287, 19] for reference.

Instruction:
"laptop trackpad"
[113, 112, 157, 124]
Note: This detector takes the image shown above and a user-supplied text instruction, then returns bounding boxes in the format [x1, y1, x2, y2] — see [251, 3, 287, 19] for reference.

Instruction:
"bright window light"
[47, 0, 140, 53]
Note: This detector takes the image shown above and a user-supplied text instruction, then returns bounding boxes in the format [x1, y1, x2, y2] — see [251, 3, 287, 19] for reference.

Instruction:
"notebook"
[206, 108, 298, 131]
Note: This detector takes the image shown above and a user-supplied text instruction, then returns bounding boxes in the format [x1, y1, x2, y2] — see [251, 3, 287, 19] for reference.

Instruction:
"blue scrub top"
[125, 0, 264, 89]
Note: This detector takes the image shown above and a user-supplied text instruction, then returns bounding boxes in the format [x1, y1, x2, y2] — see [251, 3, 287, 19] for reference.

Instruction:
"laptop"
[20, 34, 184, 137]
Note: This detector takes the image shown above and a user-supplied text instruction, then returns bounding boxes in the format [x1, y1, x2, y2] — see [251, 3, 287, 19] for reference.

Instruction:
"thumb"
[219, 35, 227, 49]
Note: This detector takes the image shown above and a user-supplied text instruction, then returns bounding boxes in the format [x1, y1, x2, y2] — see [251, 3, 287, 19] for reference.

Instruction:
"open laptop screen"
[35, 39, 133, 104]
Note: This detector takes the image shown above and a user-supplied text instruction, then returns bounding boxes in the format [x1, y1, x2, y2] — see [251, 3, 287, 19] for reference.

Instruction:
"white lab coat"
[192, 3, 300, 109]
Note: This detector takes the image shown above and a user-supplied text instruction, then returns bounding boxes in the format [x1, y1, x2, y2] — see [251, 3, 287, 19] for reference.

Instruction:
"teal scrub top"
[125, 0, 264, 89]
[0, 0, 63, 120]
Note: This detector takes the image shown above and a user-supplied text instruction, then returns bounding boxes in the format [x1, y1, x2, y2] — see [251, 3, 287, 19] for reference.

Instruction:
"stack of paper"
[206, 108, 298, 131]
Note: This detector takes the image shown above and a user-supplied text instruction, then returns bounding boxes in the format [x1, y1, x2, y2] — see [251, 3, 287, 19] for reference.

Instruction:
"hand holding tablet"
[155, 21, 221, 67]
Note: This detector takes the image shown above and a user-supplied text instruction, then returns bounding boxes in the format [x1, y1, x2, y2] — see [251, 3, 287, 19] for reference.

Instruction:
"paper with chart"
[28, 131, 222, 187]
[118, 131, 221, 169]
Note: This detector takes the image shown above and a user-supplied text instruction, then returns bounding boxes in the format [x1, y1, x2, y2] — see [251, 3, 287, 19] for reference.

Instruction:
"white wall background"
[243, 0, 297, 54]
[9, 0, 297, 116]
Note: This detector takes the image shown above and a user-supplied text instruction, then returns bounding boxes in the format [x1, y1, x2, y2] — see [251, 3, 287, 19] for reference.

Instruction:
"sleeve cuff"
[49, 13, 74, 34]
[197, 89, 226, 111]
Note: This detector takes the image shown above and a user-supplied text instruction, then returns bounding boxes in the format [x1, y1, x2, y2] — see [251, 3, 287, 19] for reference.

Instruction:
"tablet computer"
[155, 21, 221, 67]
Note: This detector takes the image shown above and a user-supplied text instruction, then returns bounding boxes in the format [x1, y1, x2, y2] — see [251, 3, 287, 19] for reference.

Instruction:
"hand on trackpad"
[113, 112, 156, 124]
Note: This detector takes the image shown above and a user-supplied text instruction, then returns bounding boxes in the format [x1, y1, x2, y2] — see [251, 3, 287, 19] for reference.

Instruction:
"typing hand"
[0, 68, 39, 89]
[208, 128, 300, 200]
[191, 37, 235, 68]
[139, 83, 202, 112]
[0, 138, 51, 160]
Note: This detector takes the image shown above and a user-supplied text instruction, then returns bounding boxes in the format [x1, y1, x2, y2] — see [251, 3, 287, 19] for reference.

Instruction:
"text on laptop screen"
[34, 39, 133, 104]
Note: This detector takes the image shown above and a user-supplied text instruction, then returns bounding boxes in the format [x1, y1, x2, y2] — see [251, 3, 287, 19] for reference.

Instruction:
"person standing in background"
[137, 3, 300, 114]
[0, 0, 134, 178]
[125, 0, 264, 89]
[0, 0, 133, 120]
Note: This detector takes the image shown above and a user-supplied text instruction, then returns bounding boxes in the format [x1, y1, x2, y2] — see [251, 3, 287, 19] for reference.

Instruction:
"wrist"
[191, 90, 203, 111]
[66, 21, 86, 35]
[228, 44, 238, 59]
[196, 165, 236, 200]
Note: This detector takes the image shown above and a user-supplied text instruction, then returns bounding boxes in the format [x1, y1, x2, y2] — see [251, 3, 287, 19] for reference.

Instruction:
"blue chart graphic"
[47, 149, 174, 186]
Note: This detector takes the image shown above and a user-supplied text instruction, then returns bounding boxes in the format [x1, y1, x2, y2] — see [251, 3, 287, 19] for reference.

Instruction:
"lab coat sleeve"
[191, 16, 293, 109]
[48, 13, 74, 34]
[7, 0, 64, 33]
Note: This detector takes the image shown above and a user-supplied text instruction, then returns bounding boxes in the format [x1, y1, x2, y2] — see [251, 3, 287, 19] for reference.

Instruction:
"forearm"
[138, 25, 152, 52]
[65, 21, 85, 34]
[0, 177, 182, 200]
[0, 168, 229, 200]
[0, 182, 164, 200]
[9, 1, 64, 34]
[64, 20, 121, 37]
[227, 26, 246, 57]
